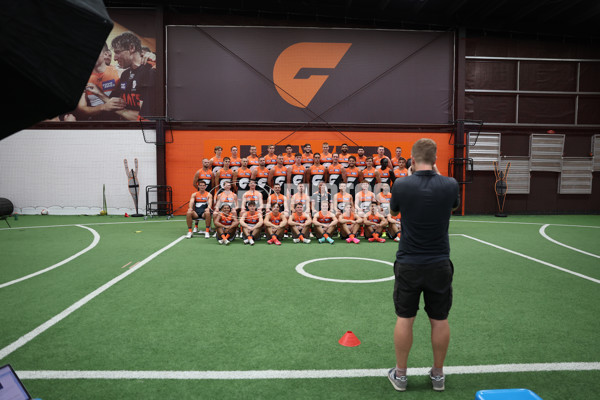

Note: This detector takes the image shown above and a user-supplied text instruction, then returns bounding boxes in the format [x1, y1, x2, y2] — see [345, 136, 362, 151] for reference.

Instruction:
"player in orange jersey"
[373, 145, 391, 169]
[312, 201, 337, 244]
[264, 144, 278, 170]
[363, 203, 387, 242]
[213, 204, 238, 245]
[186, 181, 213, 239]
[333, 182, 353, 216]
[234, 158, 253, 193]
[76, 43, 123, 120]
[215, 181, 238, 212]
[241, 180, 264, 211]
[215, 157, 235, 193]
[288, 202, 312, 244]
[355, 146, 367, 171]
[266, 183, 289, 216]
[327, 153, 346, 188]
[345, 155, 362, 197]
[362, 156, 381, 192]
[210, 146, 224, 174]
[264, 203, 287, 245]
[393, 157, 409, 182]
[378, 158, 394, 189]
[376, 183, 392, 216]
[321, 142, 333, 168]
[247, 145, 260, 169]
[229, 146, 242, 172]
[338, 202, 362, 244]
[281, 144, 296, 166]
[268, 154, 288, 189]
[290, 183, 311, 214]
[193, 158, 215, 194]
[355, 181, 377, 216]
[307, 153, 327, 195]
[387, 210, 402, 242]
[251, 156, 271, 201]
[338, 143, 350, 167]
[301, 143, 314, 168]
[288, 153, 307, 189]
[391, 146, 403, 169]
[239, 201, 263, 245]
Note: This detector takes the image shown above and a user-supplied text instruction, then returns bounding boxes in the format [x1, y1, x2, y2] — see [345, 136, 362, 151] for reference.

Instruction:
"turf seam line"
[460, 234, 600, 284]
[452, 220, 600, 229]
[0, 235, 186, 361]
[539, 224, 600, 259]
[15, 362, 600, 380]
[0, 225, 100, 289]
[0, 219, 182, 231]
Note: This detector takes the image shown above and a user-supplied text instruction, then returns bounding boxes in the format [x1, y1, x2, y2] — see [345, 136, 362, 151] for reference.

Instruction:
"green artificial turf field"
[1, 214, 599, 399]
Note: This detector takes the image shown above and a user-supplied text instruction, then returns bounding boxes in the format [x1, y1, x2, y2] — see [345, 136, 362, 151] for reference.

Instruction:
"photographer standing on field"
[387, 138, 460, 392]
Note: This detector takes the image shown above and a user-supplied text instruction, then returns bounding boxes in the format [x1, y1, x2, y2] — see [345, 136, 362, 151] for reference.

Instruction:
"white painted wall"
[0, 129, 156, 215]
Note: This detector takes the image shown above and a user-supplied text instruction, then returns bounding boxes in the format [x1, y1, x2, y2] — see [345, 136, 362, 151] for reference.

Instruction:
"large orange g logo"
[273, 42, 352, 108]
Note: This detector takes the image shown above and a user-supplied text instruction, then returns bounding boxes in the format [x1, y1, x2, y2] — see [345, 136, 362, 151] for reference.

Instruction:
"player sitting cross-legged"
[264, 203, 287, 245]
[338, 201, 362, 244]
[186, 181, 213, 239]
[312, 201, 338, 244]
[363, 203, 387, 242]
[239, 200, 263, 246]
[213, 204, 238, 245]
[288, 202, 312, 244]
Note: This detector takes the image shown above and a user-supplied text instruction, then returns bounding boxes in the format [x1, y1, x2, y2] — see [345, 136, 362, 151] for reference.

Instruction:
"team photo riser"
[186, 141, 412, 244]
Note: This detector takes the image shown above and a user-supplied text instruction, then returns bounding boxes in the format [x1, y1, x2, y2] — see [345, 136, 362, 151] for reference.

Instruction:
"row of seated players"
[192, 147, 409, 198]
[186, 181, 401, 245]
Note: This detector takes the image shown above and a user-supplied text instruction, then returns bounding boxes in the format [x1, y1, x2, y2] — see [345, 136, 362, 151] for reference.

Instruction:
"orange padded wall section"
[166, 130, 452, 215]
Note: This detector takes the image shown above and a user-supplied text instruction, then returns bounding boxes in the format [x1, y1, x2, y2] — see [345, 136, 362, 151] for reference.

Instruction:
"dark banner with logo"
[167, 26, 453, 124]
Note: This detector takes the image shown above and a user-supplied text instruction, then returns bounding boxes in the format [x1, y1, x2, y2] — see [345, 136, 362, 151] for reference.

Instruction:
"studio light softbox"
[0, 0, 113, 138]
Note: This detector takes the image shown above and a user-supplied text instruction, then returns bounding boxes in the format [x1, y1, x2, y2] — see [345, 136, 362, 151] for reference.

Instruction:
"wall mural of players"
[48, 13, 158, 122]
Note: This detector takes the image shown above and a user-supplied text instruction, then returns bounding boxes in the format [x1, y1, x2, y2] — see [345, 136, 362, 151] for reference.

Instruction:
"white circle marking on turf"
[295, 257, 394, 283]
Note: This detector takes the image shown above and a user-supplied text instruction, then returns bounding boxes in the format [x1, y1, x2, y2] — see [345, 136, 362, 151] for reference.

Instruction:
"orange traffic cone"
[338, 331, 361, 347]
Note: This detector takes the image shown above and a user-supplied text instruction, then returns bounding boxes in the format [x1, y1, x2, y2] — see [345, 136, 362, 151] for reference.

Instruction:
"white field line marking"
[0, 218, 182, 231]
[0, 236, 186, 361]
[460, 234, 600, 284]
[0, 225, 100, 289]
[451, 219, 600, 229]
[16, 362, 600, 380]
[295, 257, 395, 283]
[539, 224, 600, 259]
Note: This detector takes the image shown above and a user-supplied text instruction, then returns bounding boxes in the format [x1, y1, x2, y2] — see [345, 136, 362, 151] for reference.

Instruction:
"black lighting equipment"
[0, 197, 14, 227]
[0, 0, 113, 138]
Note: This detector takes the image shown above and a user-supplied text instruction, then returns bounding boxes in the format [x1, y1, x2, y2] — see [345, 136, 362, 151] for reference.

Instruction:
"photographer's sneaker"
[186, 231, 193, 239]
[387, 368, 407, 392]
[429, 370, 445, 391]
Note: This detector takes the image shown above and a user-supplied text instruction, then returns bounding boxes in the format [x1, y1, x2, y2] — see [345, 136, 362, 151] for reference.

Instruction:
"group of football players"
[186, 142, 409, 245]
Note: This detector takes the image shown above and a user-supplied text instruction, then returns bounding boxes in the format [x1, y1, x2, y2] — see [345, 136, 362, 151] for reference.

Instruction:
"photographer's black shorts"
[393, 259, 454, 320]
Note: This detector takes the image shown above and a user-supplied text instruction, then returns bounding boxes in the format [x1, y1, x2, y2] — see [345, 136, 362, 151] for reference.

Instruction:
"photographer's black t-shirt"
[390, 170, 460, 264]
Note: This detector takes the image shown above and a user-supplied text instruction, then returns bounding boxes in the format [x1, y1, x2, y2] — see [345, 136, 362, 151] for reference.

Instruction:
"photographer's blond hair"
[411, 138, 437, 166]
